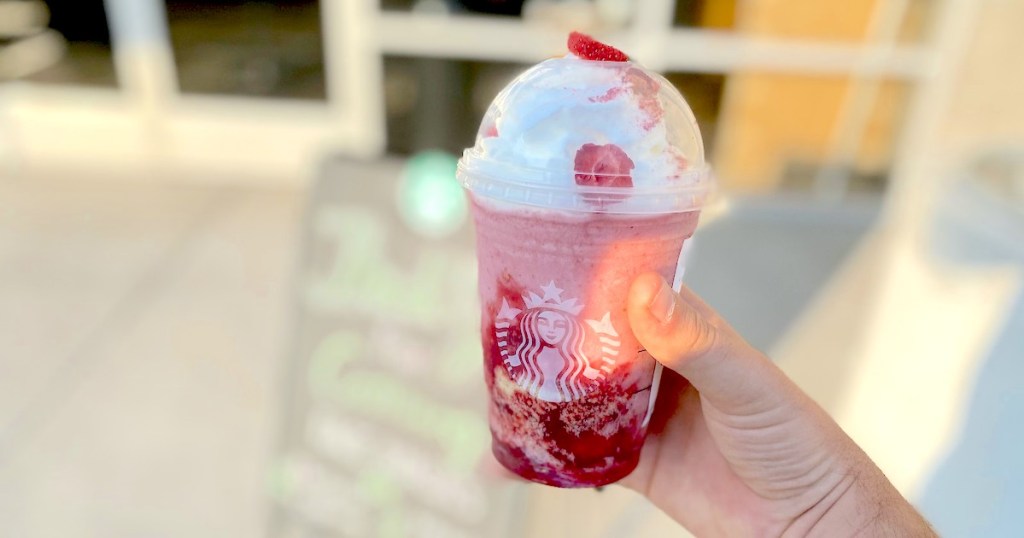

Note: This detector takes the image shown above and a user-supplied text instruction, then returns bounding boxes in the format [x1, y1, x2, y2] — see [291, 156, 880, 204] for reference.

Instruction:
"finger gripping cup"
[459, 34, 713, 488]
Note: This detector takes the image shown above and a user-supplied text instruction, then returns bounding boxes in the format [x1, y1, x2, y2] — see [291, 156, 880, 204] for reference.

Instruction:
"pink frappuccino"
[458, 33, 713, 488]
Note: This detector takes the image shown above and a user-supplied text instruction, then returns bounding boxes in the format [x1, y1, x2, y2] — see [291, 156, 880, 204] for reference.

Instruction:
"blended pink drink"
[459, 33, 713, 488]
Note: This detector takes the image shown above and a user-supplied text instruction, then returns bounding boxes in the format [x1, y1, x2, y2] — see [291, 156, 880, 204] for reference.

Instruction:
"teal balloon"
[397, 151, 466, 239]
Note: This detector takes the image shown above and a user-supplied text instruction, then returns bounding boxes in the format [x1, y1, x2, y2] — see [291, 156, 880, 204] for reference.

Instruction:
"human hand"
[621, 273, 935, 537]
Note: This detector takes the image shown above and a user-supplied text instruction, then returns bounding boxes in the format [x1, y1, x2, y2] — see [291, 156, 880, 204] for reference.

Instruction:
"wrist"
[795, 459, 935, 538]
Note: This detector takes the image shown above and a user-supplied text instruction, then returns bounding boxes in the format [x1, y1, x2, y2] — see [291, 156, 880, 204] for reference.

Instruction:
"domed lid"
[458, 33, 712, 214]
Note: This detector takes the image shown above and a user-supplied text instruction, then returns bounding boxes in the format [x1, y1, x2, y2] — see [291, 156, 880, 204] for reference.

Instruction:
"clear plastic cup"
[458, 53, 713, 487]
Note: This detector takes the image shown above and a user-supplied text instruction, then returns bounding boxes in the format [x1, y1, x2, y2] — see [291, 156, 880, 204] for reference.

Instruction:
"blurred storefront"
[2, 0, 1023, 536]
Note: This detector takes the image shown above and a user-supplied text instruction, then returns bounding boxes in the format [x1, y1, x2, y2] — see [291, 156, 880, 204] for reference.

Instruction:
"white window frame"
[0, 0, 976, 203]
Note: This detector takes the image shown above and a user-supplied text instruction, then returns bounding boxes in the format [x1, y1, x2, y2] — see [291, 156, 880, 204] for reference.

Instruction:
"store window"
[6, 0, 118, 86]
[165, 0, 327, 99]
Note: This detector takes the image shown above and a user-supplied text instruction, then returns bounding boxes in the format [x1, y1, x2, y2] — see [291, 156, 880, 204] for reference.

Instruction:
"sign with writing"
[269, 157, 518, 538]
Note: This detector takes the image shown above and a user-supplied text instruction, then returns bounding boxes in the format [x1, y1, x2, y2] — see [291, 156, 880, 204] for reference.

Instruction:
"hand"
[621, 273, 935, 537]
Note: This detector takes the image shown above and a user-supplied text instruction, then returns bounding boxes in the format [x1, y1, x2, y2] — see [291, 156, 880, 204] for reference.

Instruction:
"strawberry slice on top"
[568, 32, 628, 62]
[574, 143, 634, 188]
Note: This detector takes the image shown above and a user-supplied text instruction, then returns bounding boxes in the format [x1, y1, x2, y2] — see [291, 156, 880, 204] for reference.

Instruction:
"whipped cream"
[459, 54, 711, 214]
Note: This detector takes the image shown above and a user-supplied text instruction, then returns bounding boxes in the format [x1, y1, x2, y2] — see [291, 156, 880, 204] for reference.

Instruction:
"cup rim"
[457, 157, 715, 214]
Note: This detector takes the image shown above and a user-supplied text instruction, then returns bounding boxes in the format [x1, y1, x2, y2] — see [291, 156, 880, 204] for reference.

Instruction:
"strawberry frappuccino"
[458, 33, 713, 488]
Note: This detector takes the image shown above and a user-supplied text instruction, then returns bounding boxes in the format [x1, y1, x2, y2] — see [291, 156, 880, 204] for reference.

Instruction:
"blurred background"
[1, 0, 1022, 536]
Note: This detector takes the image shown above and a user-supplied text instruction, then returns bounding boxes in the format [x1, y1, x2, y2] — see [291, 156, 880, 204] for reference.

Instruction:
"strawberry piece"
[568, 32, 628, 62]
[574, 143, 634, 188]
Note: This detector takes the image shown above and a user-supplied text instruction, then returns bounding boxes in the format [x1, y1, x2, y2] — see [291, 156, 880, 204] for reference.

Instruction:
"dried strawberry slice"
[568, 32, 628, 62]
[574, 143, 634, 188]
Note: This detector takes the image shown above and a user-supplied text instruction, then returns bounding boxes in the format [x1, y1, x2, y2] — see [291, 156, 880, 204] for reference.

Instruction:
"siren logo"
[495, 281, 621, 402]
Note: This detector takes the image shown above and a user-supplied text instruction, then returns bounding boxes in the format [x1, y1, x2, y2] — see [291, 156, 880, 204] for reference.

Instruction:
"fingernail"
[648, 278, 675, 324]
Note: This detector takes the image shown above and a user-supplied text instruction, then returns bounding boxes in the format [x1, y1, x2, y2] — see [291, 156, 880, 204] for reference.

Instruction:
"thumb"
[626, 273, 788, 414]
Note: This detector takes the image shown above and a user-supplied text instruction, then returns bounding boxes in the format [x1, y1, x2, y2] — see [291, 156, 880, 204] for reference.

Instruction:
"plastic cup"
[458, 53, 712, 488]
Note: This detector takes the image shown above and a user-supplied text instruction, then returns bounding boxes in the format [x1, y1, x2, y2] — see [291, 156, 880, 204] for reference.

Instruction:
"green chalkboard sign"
[269, 157, 519, 538]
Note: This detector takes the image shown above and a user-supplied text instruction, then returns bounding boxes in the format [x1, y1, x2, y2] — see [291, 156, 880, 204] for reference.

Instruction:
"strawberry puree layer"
[472, 197, 700, 487]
